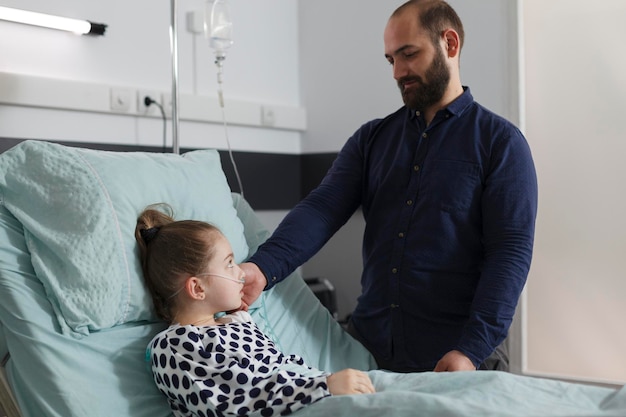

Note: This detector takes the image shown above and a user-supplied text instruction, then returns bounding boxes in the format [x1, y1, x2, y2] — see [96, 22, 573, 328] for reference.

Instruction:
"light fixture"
[0, 6, 106, 36]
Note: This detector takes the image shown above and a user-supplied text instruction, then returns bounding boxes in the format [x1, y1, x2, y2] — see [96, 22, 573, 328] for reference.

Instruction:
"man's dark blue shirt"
[249, 88, 538, 371]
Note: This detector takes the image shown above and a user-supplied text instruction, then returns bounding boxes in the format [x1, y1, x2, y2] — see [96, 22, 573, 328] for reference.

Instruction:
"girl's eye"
[227, 260, 234, 269]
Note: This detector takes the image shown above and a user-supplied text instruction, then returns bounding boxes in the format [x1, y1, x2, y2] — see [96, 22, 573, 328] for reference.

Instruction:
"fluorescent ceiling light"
[0, 6, 106, 36]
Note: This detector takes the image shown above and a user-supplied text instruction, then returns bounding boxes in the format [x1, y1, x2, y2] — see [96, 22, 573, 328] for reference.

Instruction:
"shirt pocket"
[430, 159, 481, 212]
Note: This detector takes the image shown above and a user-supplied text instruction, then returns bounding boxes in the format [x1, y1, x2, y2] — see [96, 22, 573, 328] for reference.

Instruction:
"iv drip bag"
[205, 0, 233, 60]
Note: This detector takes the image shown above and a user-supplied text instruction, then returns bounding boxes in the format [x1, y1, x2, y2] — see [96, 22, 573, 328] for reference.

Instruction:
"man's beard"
[397, 48, 450, 111]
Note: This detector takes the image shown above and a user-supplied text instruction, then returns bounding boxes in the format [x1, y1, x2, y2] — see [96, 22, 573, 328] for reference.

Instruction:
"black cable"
[144, 96, 167, 152]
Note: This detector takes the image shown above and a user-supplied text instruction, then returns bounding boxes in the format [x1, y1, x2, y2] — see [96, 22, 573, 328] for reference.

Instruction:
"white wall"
[0, 0, 302, 153]
[522, 0, 626, 385]
[298, 0, 519, 154]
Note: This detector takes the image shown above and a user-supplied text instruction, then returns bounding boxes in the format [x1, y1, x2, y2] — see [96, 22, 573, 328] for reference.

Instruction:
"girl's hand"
[327, 369, 375, 395]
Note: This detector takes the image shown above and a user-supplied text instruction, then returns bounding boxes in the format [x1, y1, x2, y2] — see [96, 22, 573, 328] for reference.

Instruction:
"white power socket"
[186, 10, 205, 34]
[261, 106, 276, 127]
[137, 90, 161, 115]
[110, 88, 132, 112]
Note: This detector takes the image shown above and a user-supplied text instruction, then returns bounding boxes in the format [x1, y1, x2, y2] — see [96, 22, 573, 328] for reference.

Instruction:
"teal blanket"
[298, 370, 626, 417]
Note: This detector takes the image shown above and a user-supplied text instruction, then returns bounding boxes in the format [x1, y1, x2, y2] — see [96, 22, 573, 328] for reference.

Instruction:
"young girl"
[135, 205, 375, 417]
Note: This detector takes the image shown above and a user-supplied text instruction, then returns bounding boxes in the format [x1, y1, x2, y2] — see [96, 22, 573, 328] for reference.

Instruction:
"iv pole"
[169, 0, 180, 154]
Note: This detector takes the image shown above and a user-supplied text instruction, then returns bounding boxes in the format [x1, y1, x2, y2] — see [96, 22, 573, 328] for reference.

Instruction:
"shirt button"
[398, 232, 404, 238]
[413, 165, 420, 171]
[422, 132, 428, 139]
[391, 268, 398, 274]
[406, 200, 413, 206]
[415, 111, 420, 117]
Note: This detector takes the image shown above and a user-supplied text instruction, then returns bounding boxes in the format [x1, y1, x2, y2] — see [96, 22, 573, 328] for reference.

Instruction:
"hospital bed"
[0, 140, 625, 417]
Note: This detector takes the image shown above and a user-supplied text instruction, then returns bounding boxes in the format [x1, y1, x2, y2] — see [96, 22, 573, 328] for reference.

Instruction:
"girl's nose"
[236, 264, 245, 281]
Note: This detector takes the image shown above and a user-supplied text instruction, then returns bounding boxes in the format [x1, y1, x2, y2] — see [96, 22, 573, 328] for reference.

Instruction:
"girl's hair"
[134, 204, 222, 322]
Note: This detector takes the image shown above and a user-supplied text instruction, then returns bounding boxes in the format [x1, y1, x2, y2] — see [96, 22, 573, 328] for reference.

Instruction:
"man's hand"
[238, 262, 267, 311]
[433, 350, 476, 372]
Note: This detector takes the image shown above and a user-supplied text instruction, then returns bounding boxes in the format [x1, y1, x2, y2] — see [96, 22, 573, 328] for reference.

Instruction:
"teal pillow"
[0, 140, 248, 337]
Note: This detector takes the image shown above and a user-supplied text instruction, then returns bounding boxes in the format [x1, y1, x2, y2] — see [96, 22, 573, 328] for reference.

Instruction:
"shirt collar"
[408, 86, 473, 120]
[446, 86, 473, 116]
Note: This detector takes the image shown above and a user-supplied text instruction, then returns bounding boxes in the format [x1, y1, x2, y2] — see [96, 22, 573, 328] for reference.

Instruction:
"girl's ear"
[185, 276, 207, 300]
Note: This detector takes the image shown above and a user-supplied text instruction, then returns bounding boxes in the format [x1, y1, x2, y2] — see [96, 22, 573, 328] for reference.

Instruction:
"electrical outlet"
[261, 106, 276, 127]
[110, 88, 131, 112]
[137, 90, 161, 115]
[186, 10, 205, 34]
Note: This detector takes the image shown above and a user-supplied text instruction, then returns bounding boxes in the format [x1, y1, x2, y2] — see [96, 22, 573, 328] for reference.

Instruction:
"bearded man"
[241, 0, 538, 373]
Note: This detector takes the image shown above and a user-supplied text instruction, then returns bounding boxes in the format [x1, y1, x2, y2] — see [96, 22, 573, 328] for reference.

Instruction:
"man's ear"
[186, 276, 206, 300]
[443, 29, 460, 58]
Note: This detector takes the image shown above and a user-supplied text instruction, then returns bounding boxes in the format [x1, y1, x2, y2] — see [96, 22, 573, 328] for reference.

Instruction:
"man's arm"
[455, 128, 538, 367]
[245, 127, 371, 293]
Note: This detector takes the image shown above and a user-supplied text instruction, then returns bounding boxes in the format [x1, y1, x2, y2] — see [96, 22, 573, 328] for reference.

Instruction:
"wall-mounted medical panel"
[0, 72, 306, 131]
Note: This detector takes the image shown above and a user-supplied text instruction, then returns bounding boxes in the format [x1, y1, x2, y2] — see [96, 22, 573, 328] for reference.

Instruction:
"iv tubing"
[216, 61, 244, 198]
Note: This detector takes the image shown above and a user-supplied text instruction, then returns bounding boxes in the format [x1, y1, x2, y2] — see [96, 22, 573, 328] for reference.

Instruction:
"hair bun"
[140, 227, 160, 244]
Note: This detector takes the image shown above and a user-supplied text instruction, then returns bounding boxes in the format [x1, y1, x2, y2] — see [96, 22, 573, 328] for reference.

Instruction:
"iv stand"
[169, 0, 180, 154]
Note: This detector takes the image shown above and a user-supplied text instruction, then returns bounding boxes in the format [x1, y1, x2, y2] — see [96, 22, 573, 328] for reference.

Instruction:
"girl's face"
[200, 234, 245, 313]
